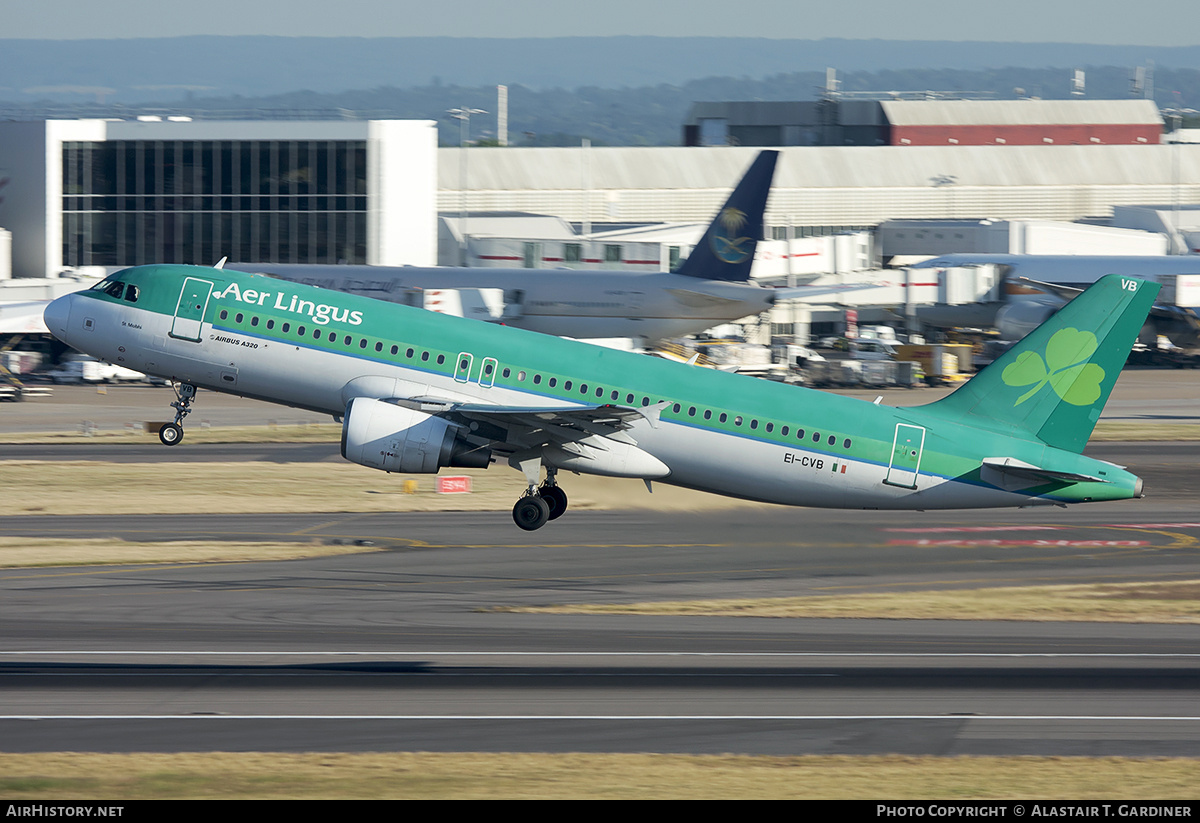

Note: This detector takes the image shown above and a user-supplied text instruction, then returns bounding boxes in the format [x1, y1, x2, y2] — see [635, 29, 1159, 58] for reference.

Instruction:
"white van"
[47, 356, 147, 384]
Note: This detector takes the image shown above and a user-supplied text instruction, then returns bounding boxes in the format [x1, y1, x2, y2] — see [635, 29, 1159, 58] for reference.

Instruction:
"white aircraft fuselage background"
[229, 263, 779, 341]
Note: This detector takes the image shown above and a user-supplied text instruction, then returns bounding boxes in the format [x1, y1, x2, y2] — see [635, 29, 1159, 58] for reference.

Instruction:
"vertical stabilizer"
[674, 150, 778, 282]
[923, 274, 1159, 452]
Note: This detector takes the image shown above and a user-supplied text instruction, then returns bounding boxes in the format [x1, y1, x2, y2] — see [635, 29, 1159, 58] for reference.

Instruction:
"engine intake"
[341, 397, 491, 473]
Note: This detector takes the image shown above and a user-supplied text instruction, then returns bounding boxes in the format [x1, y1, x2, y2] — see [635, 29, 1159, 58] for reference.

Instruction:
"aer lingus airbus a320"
[43, 259, 1157, 530]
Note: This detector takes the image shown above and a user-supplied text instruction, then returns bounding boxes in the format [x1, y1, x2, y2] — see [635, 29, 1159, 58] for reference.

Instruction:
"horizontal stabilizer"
[981, 457, 1105, 485]
[665, 288, 747, 308]
[768, 282, 881, 300]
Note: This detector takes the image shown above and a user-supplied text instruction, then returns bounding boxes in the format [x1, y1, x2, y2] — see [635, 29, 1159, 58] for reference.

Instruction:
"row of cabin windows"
[218, 309, 853, 451]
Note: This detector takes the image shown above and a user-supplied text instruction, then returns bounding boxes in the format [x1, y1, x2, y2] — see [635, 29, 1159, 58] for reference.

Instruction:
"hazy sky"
[1, 0, 1198, 46]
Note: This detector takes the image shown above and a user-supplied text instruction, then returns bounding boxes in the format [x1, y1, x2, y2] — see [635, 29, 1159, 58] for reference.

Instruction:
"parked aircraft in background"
[0, 301, 51, 335]
[231, 150, 845, 343]
[911, 254, 1200, 341]
[44, 259, 1157, 531]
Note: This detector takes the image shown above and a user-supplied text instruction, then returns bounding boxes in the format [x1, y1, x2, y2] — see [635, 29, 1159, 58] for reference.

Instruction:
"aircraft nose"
[43, 294, 73, 339]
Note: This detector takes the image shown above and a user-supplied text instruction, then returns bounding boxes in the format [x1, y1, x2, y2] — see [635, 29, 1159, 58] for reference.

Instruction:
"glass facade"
[61, 139, 368, 267]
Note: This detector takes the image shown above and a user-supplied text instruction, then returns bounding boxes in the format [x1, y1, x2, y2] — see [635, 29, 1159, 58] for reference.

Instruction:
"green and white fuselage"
[44, 264, 1157, 524]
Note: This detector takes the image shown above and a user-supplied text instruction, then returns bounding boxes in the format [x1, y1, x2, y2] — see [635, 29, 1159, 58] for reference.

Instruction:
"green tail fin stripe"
[923, 274, 1160, 453]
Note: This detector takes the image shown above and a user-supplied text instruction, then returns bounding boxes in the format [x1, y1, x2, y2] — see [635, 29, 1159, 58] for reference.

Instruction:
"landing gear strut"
[159, 382, 196, 446]
[539, 477, 568, 521]
[510, 463, 569, 531]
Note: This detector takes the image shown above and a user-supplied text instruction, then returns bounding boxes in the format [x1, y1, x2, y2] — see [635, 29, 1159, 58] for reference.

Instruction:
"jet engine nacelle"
[341, 397, 491, 473]
[994, 299, 1060, 341]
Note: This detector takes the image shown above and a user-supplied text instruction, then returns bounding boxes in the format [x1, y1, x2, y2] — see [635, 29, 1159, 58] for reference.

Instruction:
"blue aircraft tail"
[674, 150, 778, 282]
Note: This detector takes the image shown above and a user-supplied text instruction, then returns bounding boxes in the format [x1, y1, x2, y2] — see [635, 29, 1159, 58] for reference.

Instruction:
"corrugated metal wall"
[439, 145, 1200, 227]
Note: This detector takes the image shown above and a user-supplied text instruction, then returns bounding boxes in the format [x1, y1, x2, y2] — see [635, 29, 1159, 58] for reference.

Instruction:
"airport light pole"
[448, 107, 487, 265]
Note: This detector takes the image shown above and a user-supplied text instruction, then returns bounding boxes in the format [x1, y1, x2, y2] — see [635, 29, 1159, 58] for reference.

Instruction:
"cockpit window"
[104, 281, 126, 298]
[124, 284, 139, 303]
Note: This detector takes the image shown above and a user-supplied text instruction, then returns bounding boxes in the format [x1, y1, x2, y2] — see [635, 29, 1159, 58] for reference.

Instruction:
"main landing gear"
[511, 465, 569, 531]
[158, 382, 196, 446]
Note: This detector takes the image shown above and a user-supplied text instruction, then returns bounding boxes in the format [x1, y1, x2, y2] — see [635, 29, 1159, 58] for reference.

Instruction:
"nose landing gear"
[158, 382, 197, 446]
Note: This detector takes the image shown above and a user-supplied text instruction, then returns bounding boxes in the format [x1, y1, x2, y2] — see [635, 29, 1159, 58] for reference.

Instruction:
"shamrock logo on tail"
[1001, 328, 1107, 407]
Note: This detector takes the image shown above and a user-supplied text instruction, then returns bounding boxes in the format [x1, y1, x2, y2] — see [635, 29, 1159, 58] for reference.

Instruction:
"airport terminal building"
[2, 111, 1200, 280]
[0, 119, 437, 279]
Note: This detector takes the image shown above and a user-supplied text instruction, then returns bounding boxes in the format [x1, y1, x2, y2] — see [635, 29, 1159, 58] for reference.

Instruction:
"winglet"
[923, 274, 1160, 453]
[674, 150, 778, 283]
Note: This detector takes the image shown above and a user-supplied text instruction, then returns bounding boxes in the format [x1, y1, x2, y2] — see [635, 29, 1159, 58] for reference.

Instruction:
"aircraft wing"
[0, 301, 51, 335]
[406, 398, 676, 480]
[443, 401, 668, 451]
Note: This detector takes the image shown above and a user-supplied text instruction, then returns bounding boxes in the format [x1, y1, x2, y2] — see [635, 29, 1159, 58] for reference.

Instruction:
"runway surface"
[2, 499, 1199, 755]
[3, 376, 1198, 755]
